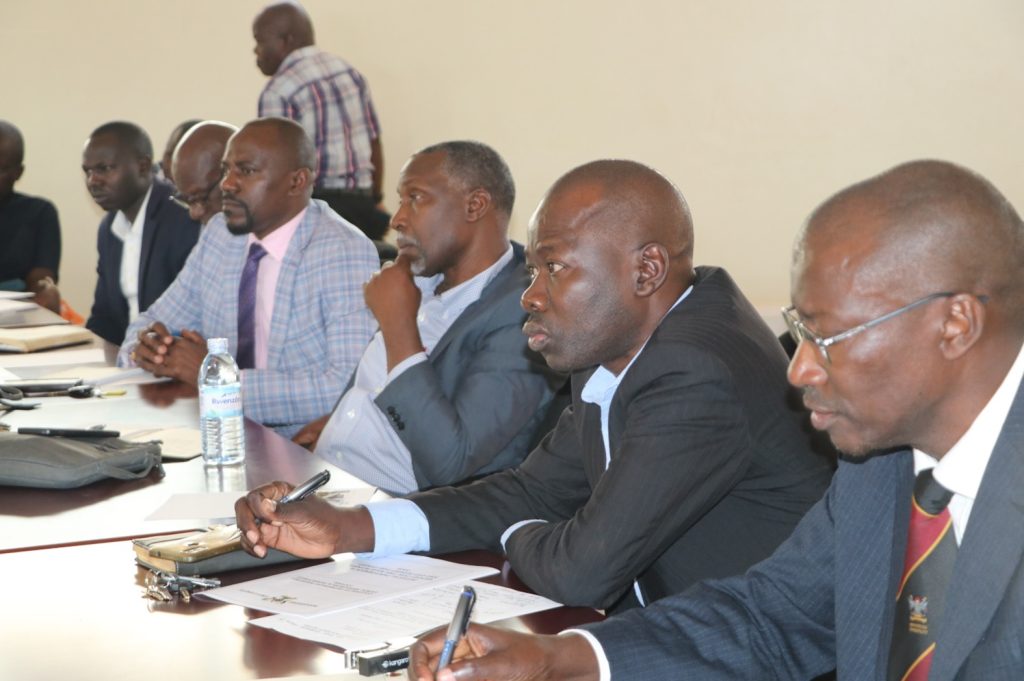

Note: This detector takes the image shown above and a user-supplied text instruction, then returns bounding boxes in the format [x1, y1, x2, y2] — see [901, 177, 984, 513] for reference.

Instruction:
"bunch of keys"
[144, 569, 220, 603]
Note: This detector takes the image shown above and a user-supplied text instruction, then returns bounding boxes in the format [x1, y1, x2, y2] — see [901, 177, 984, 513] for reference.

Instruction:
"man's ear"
[137, 156, 152, 176]
[289, 167, 313, 195]
[939, 293, 986, 360]
[636, 242, 669, 297]
[465, 188, 491, 223]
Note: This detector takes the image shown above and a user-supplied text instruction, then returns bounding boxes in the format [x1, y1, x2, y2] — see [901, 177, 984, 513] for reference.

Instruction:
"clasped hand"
[133, 321, 208, 385]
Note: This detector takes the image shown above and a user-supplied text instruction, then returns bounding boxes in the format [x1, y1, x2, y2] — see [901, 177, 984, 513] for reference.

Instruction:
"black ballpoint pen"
[5, 426, 121, 438]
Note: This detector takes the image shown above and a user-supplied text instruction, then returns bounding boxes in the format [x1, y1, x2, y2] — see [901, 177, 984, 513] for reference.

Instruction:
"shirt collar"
[914, 338, 1024, 500]
[415, 245, 514, 306]
[581, 285, 694, 406]
[276, 46, 319, 75]
[110, 183, 153, 240]
[247, 207, 306, 261]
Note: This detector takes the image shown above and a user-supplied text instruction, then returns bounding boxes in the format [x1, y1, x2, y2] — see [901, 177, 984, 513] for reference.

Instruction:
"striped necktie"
[887, 468, 957, 681]
[236, 242, 267, 370]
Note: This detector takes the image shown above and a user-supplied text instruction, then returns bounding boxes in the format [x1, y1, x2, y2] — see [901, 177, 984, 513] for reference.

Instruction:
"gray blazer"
[412, 266, 834, 611]
[375, 242, 563, 490]
[587, 373, 1024, 679]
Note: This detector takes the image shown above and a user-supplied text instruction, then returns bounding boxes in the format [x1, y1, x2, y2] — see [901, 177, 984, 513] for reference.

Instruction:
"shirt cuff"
[361, 499, 431, 557]
[117, 340, 138, 368]
[561, 630, 611, 681]
[499, 519, 548, 552]
[385, 351, 428, 384]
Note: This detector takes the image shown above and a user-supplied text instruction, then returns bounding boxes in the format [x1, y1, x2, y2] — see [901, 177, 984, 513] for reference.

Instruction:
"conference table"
[0, 342, 602, 680]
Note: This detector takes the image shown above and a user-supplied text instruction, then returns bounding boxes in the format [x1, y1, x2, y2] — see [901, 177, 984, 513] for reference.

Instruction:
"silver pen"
[278, 469, 331, 505]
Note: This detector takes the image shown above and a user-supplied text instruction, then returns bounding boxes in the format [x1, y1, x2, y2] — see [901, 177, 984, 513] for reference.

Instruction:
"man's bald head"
[546, 159, 695, 263]
[796, 160, 1024, 331]
[0, 121, 25, 201]
[252, 2, 315, 76]
[788, 160, 1024, 459]
[0, 121, 25, 166]
[171, 121, 238, 225]
[522, 159, 697, 374]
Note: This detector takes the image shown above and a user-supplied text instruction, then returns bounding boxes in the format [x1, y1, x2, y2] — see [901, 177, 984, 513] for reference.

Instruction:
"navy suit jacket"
[86, 181, 200, 344]
[587, 373, 1024, 679]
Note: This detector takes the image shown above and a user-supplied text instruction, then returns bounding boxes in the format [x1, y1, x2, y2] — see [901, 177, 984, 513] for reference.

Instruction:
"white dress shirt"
[110, 185, 152, 322]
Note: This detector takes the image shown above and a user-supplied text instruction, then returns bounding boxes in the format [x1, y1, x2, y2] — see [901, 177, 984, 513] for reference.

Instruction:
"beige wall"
[4, 1, 1024, 316]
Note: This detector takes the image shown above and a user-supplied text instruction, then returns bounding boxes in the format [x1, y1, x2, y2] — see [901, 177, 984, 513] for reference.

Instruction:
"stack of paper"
[201, 554, 561, 651]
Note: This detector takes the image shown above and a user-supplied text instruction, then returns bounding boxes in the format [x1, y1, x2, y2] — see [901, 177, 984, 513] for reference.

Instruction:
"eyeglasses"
[781, 291, 957, 363]
[170, 177, 221, 211]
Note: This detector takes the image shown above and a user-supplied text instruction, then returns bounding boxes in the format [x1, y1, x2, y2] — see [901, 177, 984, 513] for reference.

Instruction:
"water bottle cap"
[208, 337, 229, 354]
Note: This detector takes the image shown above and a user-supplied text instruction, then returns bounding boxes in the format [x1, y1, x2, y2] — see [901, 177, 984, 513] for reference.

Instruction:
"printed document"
[202, 554, 498, 616]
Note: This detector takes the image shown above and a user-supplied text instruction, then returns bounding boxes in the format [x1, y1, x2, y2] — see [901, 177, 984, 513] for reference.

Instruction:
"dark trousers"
[313, 188, 391, 241]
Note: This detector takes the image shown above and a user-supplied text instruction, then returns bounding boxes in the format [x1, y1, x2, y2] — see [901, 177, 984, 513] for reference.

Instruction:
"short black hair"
[0, 120, 25, 165]
[417, 140, 515, 216]
[89, 121, 154, 159]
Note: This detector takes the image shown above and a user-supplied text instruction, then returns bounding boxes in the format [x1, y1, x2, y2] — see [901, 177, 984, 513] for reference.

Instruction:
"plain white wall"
[4, 0, 1024, 315]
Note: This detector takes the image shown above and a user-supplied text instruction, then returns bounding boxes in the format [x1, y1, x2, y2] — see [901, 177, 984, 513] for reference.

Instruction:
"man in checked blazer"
[403, 160, 1024, 681]
[236, 159, 834, 613]
[119, 117, 377, 438]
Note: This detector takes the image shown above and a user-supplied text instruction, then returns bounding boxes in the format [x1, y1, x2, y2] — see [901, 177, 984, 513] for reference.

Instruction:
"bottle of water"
[199, 337, 245, 465]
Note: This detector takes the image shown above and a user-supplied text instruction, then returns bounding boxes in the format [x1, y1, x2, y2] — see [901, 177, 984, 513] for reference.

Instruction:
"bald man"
[170, 121, 237, 225]
[118, 117, 377, 437]
[413, 160, 1024, 681]
[0, 120, 61, 313]
[235, 160, 833, 611]
[252, 2, 389, 240]
[158, 118, 201, 188]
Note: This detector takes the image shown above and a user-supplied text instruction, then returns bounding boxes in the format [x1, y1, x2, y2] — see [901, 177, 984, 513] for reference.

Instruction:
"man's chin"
[226, 220, 253, 236]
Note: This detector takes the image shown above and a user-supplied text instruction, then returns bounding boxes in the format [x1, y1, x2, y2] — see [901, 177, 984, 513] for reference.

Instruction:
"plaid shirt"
[259, 46, 380, 191]
[119, 200, 378, 436]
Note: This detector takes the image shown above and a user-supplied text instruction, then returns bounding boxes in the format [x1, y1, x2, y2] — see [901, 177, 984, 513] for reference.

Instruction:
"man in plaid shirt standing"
[253, 2, 390, 241]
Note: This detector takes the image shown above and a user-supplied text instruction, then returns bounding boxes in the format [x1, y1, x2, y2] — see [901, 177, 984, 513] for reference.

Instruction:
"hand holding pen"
[437, 586, 476, 671]
[234, 472, 378, 560]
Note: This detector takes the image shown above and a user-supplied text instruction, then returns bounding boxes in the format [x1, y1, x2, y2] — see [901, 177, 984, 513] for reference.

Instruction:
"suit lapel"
[137, 184, 162, 302]
[835, 453, 913, 679]
[428, 245, 522, 360]
[931, 396, 1024, 679]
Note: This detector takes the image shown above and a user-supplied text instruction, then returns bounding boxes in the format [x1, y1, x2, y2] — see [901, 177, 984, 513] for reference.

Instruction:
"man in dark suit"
[82, 121, 200, 345]
[236, 159, 833, 612]
[291, 140, 562, 494]
[407, 160, 1024, 681]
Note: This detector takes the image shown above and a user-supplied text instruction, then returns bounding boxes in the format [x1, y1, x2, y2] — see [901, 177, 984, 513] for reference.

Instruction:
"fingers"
[179, 328, 205, 345]
[236, 481, 293, 557]
[409, 627, 448, 680]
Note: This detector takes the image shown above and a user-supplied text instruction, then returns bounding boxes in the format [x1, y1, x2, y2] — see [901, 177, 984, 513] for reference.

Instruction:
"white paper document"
[252, 579, 561, 651]
[0, 291, 33, 300]
[44, 365, 156, 386]
[0, 299, 37, 314]
[202, 554, 499, 616]
[145, 487, 378, 521]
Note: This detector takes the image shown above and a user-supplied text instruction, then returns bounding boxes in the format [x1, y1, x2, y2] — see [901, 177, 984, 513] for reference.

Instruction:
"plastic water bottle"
[199, 337, 245, 465]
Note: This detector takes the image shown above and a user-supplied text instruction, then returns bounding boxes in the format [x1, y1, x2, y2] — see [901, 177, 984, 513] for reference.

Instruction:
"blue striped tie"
[236, 242, 267, 370]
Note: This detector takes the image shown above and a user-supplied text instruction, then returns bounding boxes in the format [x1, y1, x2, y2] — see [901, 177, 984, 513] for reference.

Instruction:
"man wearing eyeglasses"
[404, 159, 1024, 681]
[169, 121, 238, 226]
